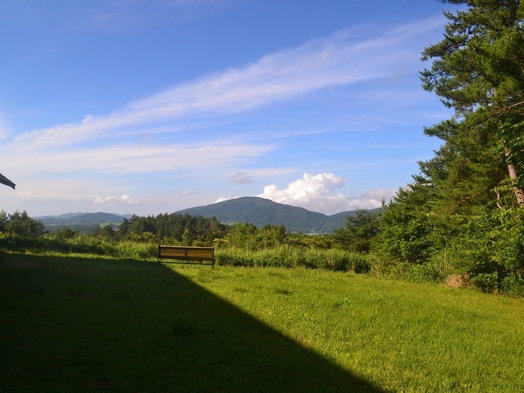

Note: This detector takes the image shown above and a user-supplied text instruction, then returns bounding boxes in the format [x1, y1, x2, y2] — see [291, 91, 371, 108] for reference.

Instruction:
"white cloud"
[215, 196, 236, 203]
[362, 189, 397, 202]
[258, 173, 396, 215]
[93, 194, 141, 205]
[259, 173, 346, 200]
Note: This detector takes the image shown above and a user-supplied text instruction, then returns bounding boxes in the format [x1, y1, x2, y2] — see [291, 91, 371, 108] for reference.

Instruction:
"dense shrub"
[333, 208, 381, 253]
[440, 208, 524, 293]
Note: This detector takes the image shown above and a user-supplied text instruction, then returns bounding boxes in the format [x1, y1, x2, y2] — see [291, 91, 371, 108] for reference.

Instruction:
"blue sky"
[0, 0, 460, 216]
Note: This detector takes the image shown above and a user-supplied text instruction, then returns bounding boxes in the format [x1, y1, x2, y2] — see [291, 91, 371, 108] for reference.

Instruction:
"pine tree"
[333, 209, 381, 253]
[377, 1, 524, 289]
[421, 0, 524, 205]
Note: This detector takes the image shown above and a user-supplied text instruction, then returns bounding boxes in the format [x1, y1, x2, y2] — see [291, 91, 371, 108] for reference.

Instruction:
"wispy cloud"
[1, 17, 443, 204]
[5, 141, 275, 174]
[0, 125, 12, 140]
[88, 0, 231, 30]
[12, 19, 437, 142]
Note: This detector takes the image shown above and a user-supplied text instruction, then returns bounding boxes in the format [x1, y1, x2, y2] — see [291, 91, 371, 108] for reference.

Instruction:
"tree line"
[0, 208, 377, 252]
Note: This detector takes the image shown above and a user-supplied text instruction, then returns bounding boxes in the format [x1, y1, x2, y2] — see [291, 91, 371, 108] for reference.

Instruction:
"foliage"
[92, 223, 118, 241]
[333, 208, 381, 252]
[500, 272, 524, 297]
[285, 233, 334, 249]
[420, 0, 524, 204]
[0, 210, 47, 237]
[376, 184, 436, 264]
[444, 208, 524, 291]
[53, 226, 81, 240]
[116, 212, 227, 246]
[375, 0, 524, 294]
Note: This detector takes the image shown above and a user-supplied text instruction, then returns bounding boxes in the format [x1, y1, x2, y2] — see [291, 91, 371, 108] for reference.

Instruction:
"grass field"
[1, 252, 523, 392]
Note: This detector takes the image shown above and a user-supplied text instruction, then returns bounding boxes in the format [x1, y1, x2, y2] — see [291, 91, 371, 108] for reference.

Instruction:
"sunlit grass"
[175, 265, 524, 392]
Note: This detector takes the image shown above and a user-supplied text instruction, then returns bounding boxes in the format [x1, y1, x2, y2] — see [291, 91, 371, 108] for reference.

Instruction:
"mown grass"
[1, 251, 524, 392]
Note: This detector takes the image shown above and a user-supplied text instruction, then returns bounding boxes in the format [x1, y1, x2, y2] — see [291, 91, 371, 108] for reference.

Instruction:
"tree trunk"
[505, 148, 524, 206]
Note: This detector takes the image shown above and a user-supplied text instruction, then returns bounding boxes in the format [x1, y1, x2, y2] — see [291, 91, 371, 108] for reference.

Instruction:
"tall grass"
[0, 232, 371, 273]
[215, 245, 370, 273]
[4, 232, 522, 296]
[0, 232, 157, 260]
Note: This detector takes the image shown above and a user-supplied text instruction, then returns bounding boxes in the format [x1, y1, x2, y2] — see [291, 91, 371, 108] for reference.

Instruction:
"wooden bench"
[158, 245, 215, 268]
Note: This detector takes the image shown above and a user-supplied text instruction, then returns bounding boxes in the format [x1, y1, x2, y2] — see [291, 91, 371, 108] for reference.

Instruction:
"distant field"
[43, 222, 122, 234]
[42, 223, 99, 234]
[1, 252, 523, 392]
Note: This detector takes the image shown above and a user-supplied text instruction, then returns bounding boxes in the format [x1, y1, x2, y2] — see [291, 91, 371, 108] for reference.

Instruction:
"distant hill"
[37, 199, 378, 234]
[39, 212, 132, 233]
[177, 197, 369, 233]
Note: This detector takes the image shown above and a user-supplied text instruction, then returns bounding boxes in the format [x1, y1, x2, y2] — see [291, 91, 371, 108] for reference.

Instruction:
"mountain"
[37, 199, 375, 234]
[38, 212, 89, 220]
[39, 212, 132, 233]
[38, 212, 132, 221]
[176, 197, 362, 233]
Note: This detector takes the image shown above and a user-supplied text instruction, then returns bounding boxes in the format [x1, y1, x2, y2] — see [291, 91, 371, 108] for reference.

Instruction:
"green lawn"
[1, 252, 523, 392]
[179, 265, 524, 392]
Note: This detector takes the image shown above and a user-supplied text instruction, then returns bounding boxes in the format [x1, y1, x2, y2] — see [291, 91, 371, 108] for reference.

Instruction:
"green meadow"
[1, 252, 523, 392]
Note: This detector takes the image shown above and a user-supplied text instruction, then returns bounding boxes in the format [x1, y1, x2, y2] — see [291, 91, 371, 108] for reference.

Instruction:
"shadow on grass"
[0, 253, 384, 392]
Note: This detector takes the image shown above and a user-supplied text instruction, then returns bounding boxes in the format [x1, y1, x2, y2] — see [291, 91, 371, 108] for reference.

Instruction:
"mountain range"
[38, 197, 373, 234]
[38, 212, 132, 233]
[176, 197, 360, 233]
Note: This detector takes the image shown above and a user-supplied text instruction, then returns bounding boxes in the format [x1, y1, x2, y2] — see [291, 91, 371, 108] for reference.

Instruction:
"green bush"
[405, 263, 446, 283]
[445, 208, 524, 294]
[350, 253, 371, 273]
[470, 272, 499, 293]
[500, 273, 524, 297]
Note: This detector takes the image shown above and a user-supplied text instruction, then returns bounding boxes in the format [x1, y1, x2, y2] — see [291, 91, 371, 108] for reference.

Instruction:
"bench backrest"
[158, 245, 215, 267]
